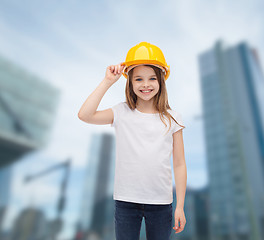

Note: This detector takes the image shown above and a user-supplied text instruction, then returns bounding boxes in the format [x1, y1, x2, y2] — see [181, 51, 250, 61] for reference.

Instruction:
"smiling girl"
[78, 41, 187, 240]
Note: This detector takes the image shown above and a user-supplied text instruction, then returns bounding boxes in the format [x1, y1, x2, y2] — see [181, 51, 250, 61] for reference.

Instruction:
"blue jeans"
[114, 200, 173, 240]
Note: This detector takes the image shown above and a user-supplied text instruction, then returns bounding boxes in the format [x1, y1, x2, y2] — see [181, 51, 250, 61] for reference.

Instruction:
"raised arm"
[78, 63, 125, 124]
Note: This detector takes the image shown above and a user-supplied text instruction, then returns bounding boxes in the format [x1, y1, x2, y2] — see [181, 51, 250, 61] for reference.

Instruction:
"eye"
[135, 78, 157, 81]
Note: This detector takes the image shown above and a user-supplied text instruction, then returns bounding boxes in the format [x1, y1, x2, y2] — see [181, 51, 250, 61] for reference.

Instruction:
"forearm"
[78, 78, 113, 120]
[173, 163, 187, 209]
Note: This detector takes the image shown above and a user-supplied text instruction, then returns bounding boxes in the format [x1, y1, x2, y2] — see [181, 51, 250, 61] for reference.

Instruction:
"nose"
[142, 80, 152, 88]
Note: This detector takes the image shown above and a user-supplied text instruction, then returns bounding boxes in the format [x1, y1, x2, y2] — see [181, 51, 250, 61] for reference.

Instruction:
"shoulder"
[167, 109, 185, 129]
[167, 109, 183, 120]
[112, 101, 126, 108]
[111, 102, 128, 127]
[111, 101, 129, 113]
[168, 109, 185, 134]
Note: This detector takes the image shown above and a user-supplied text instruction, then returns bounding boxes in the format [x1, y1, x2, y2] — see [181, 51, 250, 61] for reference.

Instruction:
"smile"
[140, 90, 153, 94]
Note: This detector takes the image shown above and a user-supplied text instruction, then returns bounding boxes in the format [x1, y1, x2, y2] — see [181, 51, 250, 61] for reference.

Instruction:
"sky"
[0, 0, 263, 238]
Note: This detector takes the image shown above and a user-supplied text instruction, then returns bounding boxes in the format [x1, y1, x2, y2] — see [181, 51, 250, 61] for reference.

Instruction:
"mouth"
[140, 90, 153, 94]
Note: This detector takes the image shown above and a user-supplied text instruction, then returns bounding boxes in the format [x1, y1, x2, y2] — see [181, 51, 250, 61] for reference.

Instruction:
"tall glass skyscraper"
[198, 40, 264, 240]
[0, 55, 61, 168]
[0, 54, 61, 236]
[79, 133, 116, 240]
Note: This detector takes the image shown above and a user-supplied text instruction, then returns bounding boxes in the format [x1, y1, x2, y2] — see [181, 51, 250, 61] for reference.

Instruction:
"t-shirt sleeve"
[171, 110, 185, 134]
[111, 102, 124, 128]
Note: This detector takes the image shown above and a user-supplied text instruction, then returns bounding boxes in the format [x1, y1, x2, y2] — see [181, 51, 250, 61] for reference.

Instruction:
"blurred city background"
[0, 0, 264, 240]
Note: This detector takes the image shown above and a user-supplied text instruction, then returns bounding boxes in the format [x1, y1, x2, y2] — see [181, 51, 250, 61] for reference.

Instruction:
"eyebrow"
[134, 75, 156, 78]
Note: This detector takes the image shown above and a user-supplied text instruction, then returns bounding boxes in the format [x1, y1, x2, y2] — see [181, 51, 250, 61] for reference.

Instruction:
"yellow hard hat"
[121, 41, 170, 81]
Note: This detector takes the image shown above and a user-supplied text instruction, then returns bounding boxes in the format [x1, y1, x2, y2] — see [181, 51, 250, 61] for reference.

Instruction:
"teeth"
[141, 90, 152, 92]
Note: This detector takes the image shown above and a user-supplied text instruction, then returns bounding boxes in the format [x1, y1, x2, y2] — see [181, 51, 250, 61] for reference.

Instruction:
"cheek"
[132, 85, 139, 93]
[133, 84, 140, 90]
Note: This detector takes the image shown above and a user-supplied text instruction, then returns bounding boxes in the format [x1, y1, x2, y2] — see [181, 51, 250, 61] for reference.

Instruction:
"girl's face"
[131, 65, 160, 101]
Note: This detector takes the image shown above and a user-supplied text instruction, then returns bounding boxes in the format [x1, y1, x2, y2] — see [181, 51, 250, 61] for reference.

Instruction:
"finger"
[174, 225, 183, 233]
[180, 218, 186, 227]
[180, 222, 185, 229]
[174, 218, 179, 228]
[175, 221, 185, 233]
[118, 64, 122, 74]
[178, 225, 185, 232]
[115, 65, 118, 74]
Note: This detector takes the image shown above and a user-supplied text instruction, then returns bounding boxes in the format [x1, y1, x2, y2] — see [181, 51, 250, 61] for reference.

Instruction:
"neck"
[136, 99, 157, 113]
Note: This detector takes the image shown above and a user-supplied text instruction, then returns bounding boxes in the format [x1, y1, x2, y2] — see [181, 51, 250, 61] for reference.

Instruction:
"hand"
[173, 207, 186, 234]
[104, 63, 125, 85]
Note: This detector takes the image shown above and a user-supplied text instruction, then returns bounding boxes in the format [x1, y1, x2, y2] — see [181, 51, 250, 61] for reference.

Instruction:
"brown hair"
[125, 64, 185, 135]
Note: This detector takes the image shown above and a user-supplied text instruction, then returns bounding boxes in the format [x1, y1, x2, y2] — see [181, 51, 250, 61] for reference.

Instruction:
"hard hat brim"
[121, 61, 170, 81]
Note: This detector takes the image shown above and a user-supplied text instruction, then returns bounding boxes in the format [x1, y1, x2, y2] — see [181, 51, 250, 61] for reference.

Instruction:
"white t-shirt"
[111, 101, 185, 204]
